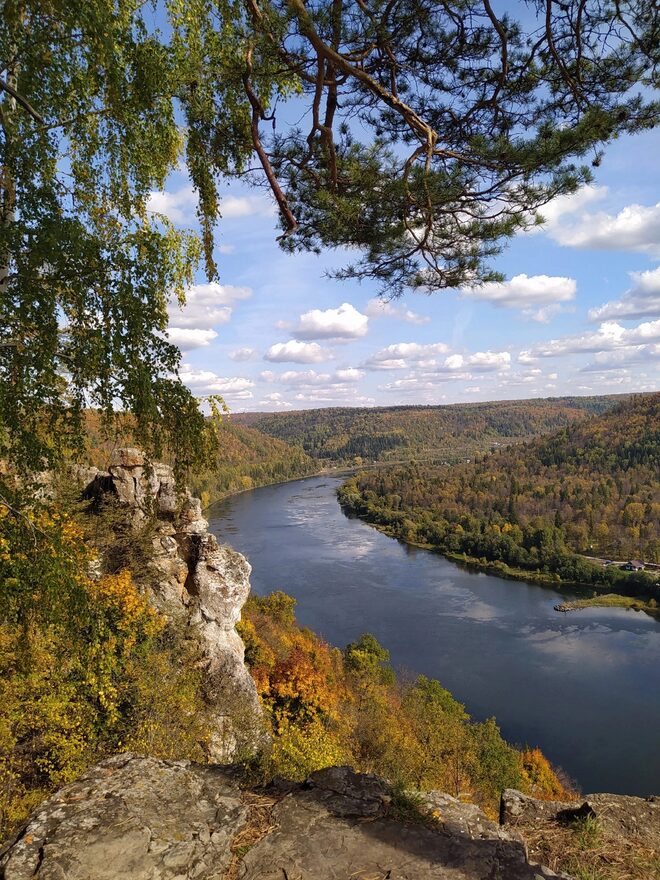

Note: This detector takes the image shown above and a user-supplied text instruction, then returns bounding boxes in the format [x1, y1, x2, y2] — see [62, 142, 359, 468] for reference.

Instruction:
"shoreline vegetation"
[339, 509, 660, 616]
[336, 394, 660, 610]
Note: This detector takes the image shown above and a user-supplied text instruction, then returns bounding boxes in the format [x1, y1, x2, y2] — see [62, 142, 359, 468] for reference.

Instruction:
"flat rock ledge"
[501, 788, 659, 850]
[0, 755, 568, 880]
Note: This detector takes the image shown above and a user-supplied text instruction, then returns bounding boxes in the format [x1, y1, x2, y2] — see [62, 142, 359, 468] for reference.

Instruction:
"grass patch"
[520, 815, 659, 880]
[557, 594, 659, 614]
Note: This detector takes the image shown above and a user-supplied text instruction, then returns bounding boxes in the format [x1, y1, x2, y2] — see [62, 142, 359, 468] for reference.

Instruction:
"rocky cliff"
[0, 754, 563, 880]
[79, 448, 263, 761]
[4, 754, 656, 880]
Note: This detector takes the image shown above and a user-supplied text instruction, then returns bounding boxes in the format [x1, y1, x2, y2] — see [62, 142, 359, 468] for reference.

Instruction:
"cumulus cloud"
[179, 365, 254, 399]
[292, 390, 376, 406]
[166, 328, 218, 350]
[581, 344, 660, 372]
[264, 340, 333, 363]
[365, 298, 430, 325]
[424, 351, 510, 375]
[261, 368, 364, 388]
[530, 185, 607, 233]
[364, 341, 450, 370]
[290, 302, 369, 341]
[229, 347, 258, 361]
[548, 198, 660, 255]
[167, 282, 251, 330]
[531, 319, 660, 358]
[527, 185, 660, 256]
[147, 186, 196, 224]
[335, 367, 365, 381]
[147, 187, 275, 225]
[588, 267, 660, 322]
[221, 194, 277, 218]
[259, 392, 292, 408]
[460, 273, 576, 321]
[461, 351, 511, 372]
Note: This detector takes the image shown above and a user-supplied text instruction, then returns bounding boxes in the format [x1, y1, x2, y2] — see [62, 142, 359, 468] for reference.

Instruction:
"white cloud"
[364, 342, 450, 370]
[229, 347, 258, 361]
[147, 187, 275, 226]
[335, 368, 365, 382]
[147, 186, 196, 224]
[278, 370, 332, 386]
[292, 390, 376, 406]
[167, 328, 218, 350]
[588, 267, 660, 322]
[380, 375, 456, 394]
[549, 200, 660, 255]
[291, 302, 369, 341]
[179, 365, 255, 398]
[259, 392, 292, 408]
[524, 319, 660, 363]
[426, 351, 510, 375]
[528, 185, 660, 256]
[531, 185, 607, 232]
[460, 273, 576, 321]
[463, 351, 511, 372]
[262, 367, 364, 388]
[581, 344, 660, 372]
[365, 298, 430, 325]
[167, 282, 251, 330]
[264, 340, 333, 363]
[220, 194, 276, 219]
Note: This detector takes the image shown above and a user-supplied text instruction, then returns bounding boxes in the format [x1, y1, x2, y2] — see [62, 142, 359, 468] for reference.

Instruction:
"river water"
[208, 475, 660, 796]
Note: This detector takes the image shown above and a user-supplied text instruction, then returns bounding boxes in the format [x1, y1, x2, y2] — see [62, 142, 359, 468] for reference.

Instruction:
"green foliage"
[0, 1, 222, 476]
[241, 591, 567, 812]
[344, 633, 395, 685]
[236, 395, 624, 465]
[189, 420, 317, 502]
[0, 491, 210, 840]
[338, 395, 660, 597]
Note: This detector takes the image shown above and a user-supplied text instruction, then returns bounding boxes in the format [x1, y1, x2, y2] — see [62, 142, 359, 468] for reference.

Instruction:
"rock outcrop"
[0, 755, 568, 880]
[501, 787, 659, 852]
[79, 449, 263, 761]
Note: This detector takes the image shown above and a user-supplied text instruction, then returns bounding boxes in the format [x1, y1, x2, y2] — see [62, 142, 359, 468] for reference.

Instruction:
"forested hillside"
[238, 592, 568, 814]
[82, 413, 317, 505]
[338, 394, 660, 595]
[188, 420, 317, 503]
[236, 396, 625, 465]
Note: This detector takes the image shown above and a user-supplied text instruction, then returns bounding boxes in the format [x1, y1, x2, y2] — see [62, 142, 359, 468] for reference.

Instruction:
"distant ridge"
[234, 393, 628, 465]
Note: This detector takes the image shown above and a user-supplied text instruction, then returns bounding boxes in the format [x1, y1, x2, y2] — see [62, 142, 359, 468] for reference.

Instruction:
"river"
[208, 475, 660, 797]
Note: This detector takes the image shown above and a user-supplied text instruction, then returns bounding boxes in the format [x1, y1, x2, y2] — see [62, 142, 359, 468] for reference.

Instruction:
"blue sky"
[150, 125, 660, 411]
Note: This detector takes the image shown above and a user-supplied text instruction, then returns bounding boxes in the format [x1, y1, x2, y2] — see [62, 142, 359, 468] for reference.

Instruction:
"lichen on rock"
[0, 756, 571, 880]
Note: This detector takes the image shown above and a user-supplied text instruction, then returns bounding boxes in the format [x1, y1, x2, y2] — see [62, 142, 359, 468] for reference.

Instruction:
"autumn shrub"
[241, 591, 567, 813]
[0, 489, 210, 840]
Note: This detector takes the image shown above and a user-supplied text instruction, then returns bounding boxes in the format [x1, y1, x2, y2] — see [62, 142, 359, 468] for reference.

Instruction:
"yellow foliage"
[242, 591, 568, 814]
[521, 748, 570, 800]
[0, 497, 210, 840]
[267, 719, 348, 781]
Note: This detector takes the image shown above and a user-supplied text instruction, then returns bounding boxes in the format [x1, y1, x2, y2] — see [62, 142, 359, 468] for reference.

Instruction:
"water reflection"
[208, 476, 660, 796]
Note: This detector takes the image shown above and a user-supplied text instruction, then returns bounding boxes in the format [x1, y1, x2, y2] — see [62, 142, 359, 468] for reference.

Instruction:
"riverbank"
[554, 593, 659, 615]
[199, 466, 356, 509]
[207, 475, 660, 796]
[339, 500, 657, 612]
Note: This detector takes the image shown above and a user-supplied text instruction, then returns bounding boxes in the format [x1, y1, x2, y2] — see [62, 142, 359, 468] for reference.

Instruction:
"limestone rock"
[501, 788, 660, 851]
[79, 449, 264, 762]
[419, 791, 507, 839]
[0, 754, 247, 880]
[0, 758, 569, 880]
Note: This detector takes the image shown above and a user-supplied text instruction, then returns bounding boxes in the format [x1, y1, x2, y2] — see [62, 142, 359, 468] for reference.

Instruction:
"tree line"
[338, 395, 660, 597]
[237, 395, 625, 465]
